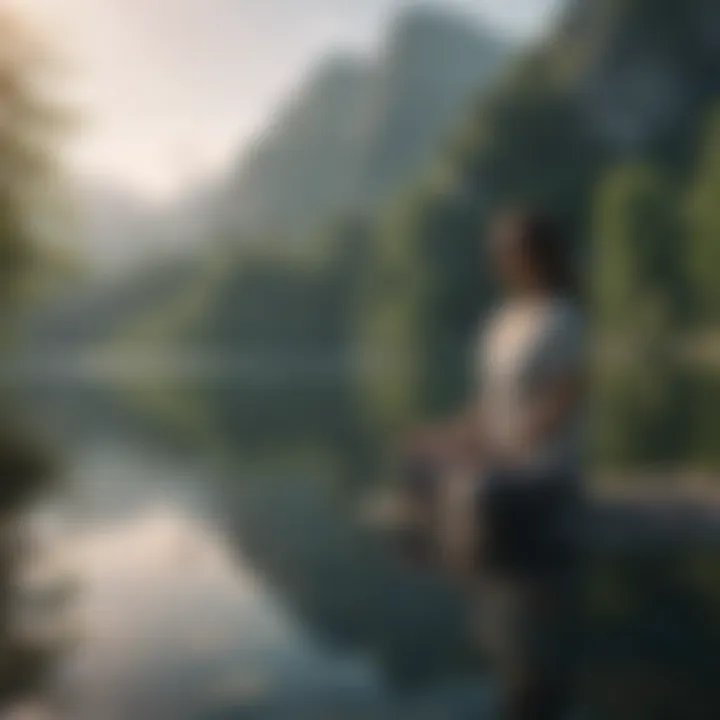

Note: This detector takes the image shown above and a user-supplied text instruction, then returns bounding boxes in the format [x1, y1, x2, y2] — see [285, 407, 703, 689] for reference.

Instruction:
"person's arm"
[404, 405, 484, 464]
[520, 371, 584, 452]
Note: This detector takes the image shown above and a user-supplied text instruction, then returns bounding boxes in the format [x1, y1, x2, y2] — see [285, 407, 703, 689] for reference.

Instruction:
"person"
[403, 209, 586, 719]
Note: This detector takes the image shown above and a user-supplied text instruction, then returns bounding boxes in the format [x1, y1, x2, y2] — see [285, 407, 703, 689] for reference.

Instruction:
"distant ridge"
[212, 4, 510, 238]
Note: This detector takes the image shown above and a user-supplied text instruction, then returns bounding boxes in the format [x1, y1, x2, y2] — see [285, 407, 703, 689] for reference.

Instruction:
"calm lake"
[13, 368, 490, 720]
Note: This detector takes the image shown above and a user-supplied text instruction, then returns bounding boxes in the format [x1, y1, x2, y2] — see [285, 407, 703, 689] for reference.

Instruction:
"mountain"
[354, 6, 511, 205]
[444, 0, 720, 219]
[216, 6, 510, 237]
[30, 6, 511, 350]
[21, 252, 205, 352]
[74, 174, 228, 277]
[219, 56, 371, 237]
[73, 177, 161, 274]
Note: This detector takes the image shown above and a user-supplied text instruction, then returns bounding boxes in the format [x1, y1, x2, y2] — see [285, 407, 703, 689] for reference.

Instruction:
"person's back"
[479, 294, 585, 478]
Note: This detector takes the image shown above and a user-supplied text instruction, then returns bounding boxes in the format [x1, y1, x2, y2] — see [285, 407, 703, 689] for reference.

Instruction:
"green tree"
[0, 9, 63, 711]
[0, 12, 63, 311]
[358, 181, 487, 438]
[591, 165, 691, 470]
[593, 357, 692, 470]
[593, 164, 685, 341]
[687, 108, 720, 329]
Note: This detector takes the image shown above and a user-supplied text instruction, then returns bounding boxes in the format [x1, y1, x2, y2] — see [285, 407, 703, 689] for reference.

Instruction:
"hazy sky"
[12, 0, 563, 201]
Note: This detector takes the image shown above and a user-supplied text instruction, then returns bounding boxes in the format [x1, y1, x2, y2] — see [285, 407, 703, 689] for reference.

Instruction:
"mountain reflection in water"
[14, 378, 490, 720]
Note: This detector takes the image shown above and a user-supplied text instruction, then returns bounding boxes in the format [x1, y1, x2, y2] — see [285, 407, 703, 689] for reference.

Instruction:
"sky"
[9, 0, 563, 201]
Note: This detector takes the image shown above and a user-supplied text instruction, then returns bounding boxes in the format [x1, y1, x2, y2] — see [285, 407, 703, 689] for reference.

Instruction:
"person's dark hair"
[511, 210, 578, 297]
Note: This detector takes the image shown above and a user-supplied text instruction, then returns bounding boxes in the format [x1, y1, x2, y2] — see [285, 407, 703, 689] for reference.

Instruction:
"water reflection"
[47, 507, 381, 718]
[17, 382, 489, 719]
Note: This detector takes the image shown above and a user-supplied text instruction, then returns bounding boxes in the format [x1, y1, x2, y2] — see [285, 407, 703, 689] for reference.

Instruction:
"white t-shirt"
[477, 295, 585, 473]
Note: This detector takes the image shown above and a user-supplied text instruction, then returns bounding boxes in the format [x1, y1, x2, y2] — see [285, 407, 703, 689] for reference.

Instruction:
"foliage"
[0, 9, 62, 710]
[687, 108, 720, 327]
[0, 11, 64, 311]
[593, 164, 685, 337]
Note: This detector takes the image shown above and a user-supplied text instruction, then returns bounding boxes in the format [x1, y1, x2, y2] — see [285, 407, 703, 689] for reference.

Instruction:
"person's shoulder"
[549, 297, 584, 325]
[479, 301, 508, 334]
[545, 297, 585, 342]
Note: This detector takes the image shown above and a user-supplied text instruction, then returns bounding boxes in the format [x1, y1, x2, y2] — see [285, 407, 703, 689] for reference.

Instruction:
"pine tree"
[0, 10, 62, 710]
[592, 164, 690, 469]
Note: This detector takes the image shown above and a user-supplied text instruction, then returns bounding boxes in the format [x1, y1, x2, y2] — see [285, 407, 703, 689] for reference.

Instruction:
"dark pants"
[475, 572, 581, 719]
[474, 471, 584, 720]
[397, 461, 584, 718]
